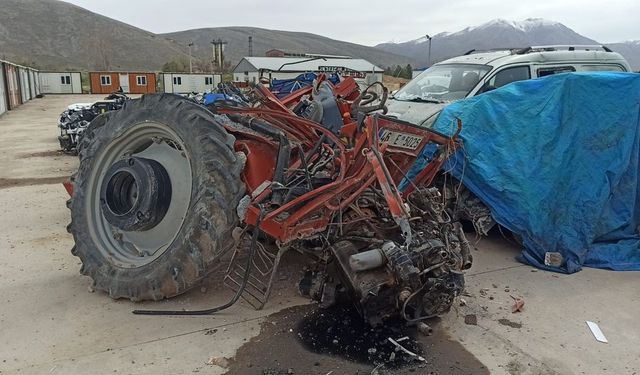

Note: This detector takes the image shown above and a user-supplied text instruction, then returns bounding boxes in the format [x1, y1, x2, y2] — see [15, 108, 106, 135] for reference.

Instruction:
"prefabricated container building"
[89, 72, 157, 94]
[40, 72, 82, 94]
[161, 73, 222, 94]
[0, 60, 40, 115]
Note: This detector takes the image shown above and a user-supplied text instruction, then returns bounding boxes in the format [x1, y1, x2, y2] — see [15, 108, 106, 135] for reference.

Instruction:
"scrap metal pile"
[65, 75, 472, 325]
[57, 92, 130, 153]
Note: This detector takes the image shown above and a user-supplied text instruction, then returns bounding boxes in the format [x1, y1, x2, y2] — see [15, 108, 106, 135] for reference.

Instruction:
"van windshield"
[394, 64, 492, 102]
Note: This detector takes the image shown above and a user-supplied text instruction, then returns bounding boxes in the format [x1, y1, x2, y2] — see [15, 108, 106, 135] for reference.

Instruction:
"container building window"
[136, 75, 147, 86]
[61, 75, 71, 85]
[100, 75, 112, 86]
[205, 77, 214, 85]
[173, 77, 182, 85]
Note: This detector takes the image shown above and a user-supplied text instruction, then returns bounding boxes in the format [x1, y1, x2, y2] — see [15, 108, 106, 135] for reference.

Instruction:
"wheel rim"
[85, 121, 193, 268]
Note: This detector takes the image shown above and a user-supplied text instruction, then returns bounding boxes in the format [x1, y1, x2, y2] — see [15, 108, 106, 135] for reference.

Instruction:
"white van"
[386, 45, 632, 126]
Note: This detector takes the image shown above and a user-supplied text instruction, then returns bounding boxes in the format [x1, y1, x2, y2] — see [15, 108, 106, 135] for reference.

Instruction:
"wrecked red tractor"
[66, 76, 471, 325]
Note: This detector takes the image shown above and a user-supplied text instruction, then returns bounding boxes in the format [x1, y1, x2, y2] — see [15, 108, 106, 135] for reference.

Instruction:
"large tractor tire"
[68, 94, 245, 301]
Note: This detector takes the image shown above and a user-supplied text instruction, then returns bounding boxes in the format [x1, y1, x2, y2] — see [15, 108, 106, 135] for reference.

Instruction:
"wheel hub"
[100, 157, 172, 232]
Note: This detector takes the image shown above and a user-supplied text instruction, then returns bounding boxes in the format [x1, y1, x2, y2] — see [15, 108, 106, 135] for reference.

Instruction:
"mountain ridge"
[0, 2, 637, 72]
[0, 0, 412, 71]
[160, 26, 414, 70]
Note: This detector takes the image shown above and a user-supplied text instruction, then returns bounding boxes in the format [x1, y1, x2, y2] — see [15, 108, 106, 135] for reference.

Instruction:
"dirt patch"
[498, 318, 523, 329]
[0, 176, 68, 189]
[227, 304, 488, 375]
[18, 150, 71, 158]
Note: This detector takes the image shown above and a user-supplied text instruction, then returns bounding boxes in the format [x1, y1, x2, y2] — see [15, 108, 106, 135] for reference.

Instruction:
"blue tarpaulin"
[405, 72, 640, 273]
[270, 73, 340, 99]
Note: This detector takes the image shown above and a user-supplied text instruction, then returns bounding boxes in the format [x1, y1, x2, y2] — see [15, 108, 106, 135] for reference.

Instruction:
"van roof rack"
[463, 48, 521, 55]
[515, 45, 613, 54]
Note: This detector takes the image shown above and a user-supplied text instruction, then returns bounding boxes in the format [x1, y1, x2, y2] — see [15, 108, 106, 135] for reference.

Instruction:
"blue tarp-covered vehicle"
[404, 72, 640, 273]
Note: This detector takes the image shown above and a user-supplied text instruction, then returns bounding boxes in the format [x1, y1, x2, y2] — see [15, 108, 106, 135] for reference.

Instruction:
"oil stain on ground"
[227, 304, 489, 375]
[18, 150, 70, 158]
[498, 318, 523, 329]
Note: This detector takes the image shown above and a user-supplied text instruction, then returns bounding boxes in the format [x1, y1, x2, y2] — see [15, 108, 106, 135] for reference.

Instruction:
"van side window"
[580, 65, 625, 72]
[480, 66, 530, 93]
[537, 66, 575, 77]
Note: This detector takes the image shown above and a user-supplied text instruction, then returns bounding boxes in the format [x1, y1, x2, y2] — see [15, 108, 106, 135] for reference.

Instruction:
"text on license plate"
[379, 129, 424, 150]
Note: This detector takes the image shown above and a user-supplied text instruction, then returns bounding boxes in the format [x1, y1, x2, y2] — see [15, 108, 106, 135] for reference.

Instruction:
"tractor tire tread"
[68, 93, 245, 301]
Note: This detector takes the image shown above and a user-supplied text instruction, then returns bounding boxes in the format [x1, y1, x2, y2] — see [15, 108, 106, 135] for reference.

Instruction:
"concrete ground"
[0, 95, 638, 375]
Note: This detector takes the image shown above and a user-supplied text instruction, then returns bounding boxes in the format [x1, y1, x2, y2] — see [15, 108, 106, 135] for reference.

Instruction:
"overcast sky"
[63, 0, 639, 45]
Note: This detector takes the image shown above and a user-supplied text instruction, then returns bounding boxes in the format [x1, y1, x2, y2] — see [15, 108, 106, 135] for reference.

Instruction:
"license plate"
[379, 129, 423, 150]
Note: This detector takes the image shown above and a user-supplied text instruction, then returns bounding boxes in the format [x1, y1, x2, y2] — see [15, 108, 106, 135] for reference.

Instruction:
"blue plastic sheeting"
[203, 93, 230, 105]
[270, 73, 340, 98]
[404, 72, 640, 273]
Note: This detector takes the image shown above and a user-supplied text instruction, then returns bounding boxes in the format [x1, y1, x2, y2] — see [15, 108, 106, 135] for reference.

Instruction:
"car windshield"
[393, 64, 492, 102]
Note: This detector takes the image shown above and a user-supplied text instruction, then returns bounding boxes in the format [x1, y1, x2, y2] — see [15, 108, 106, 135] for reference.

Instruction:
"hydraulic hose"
[132, 208, 265, 316]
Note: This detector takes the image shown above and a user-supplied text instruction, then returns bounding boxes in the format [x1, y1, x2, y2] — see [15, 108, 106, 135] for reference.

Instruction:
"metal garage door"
[28, 71, 36, 98]
[4, 64, 21, 109]
[19, 68, 30, 102]
[0, 67, 7, 115]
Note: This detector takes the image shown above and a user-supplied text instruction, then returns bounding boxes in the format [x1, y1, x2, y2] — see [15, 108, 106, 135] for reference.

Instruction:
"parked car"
[386, 45, 632, 126]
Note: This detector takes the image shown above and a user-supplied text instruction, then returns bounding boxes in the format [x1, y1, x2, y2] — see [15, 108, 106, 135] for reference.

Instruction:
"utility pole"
[425, 34, 432, 68]
[188, 42, 194, 73]
[210, 38, 228, 73]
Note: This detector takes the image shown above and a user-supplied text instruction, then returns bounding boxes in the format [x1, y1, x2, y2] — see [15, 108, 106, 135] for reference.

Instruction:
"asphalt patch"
[227, 304, 488, 375]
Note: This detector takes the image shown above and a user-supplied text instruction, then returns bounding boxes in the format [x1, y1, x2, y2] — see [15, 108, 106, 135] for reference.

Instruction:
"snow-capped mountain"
[375, 18, 639, 70]
[468, 18, 564, 33]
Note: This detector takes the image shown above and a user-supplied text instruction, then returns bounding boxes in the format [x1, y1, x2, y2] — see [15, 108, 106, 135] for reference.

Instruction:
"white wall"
[39, 72, 82, 94]
[162, 73, 222, 93]
[233, 72, 261, 84]
[0, 67, 6, 115]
